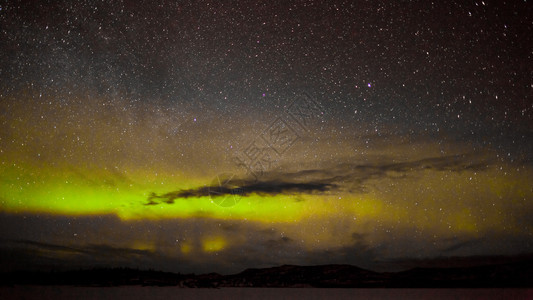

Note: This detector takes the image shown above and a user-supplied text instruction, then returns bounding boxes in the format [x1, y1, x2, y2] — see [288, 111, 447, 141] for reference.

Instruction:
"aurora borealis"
[0, 0, 532, 274]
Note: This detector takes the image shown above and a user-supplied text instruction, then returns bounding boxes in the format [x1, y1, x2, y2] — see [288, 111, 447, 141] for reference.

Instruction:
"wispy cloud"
[145, 181, 335, 205]
[0, 239, 159, 272]
[146, 153, 493, 205]
[6, 239, 154, 257]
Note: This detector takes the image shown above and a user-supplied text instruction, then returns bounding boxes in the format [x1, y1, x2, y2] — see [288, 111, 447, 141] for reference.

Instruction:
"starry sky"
[0, 0, 532, 274]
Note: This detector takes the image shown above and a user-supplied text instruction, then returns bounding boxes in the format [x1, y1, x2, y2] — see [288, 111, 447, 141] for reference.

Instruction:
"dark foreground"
[1, 259, 533, 288]
[1, 287, 533, 300]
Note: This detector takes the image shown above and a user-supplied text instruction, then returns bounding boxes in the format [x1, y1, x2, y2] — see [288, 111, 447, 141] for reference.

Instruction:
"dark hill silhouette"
[1, 257, 532, 288]
[224, 264, 386, 287]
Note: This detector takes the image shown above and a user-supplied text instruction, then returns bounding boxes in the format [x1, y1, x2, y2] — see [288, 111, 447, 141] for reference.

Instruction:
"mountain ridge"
[2, 258, 532, 288]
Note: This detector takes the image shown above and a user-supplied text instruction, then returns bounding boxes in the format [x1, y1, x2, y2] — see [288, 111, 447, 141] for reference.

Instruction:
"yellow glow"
[180, 242, 192, 254]
[1, 102, 532, 249]
[450, 208, 478, 233]
[131, 241, 155, 252]
[202, 236, 227, 252]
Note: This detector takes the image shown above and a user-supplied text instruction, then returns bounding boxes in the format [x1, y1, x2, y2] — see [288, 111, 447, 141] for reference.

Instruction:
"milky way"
[0, 0, 532, 274]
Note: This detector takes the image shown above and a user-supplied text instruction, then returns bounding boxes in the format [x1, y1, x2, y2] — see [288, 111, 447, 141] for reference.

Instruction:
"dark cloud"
[145, 180, 336, 206]
[273, 153, 493, 181]
[5, 239, 155, 258]
[441, 237, 486, 254]
[0, 239, 161, 272]
[7, 239, 88, 255]
[145, 153, 493, 205]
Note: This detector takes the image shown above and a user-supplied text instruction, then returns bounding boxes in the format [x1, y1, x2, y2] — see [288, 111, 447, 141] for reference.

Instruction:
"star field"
[0, 0, 532, 274]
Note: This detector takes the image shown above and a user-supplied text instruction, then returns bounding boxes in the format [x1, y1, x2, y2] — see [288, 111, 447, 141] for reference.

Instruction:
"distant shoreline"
[2, 260, 532, 288]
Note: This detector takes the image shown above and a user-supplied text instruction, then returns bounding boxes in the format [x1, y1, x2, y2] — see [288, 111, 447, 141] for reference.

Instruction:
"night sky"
[0, 0, 532, 274]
